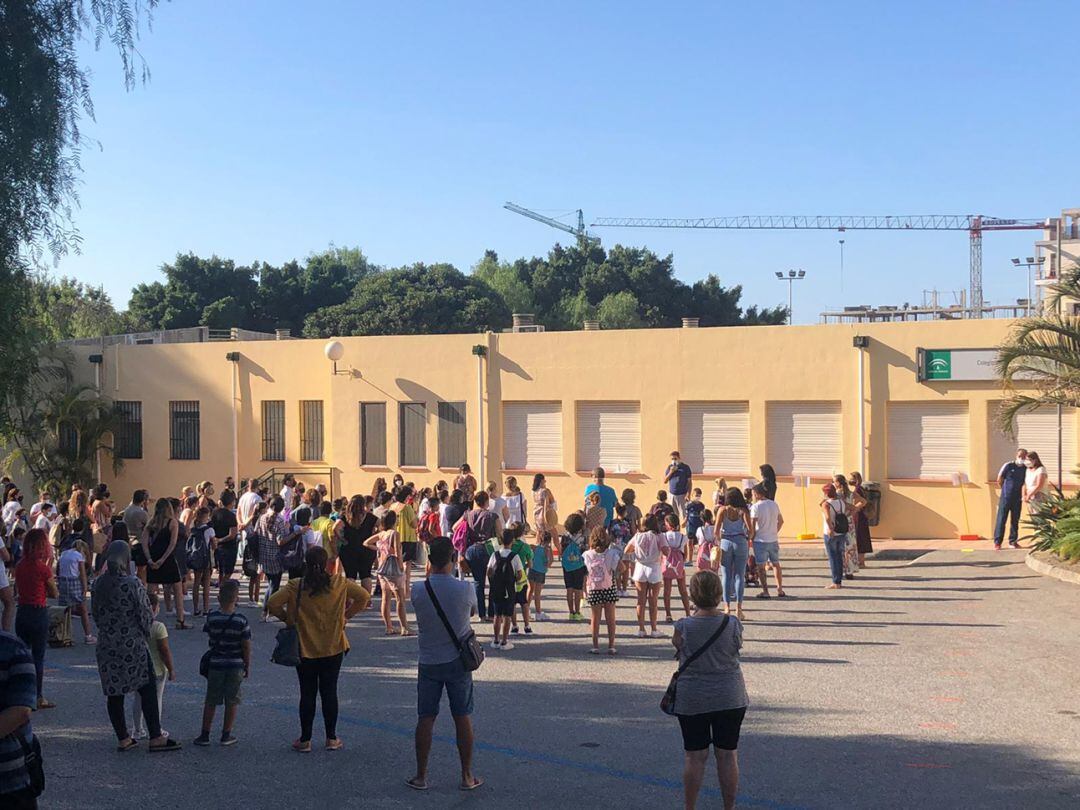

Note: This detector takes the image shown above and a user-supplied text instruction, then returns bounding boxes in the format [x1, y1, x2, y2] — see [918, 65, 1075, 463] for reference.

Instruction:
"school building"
[68, 317, 1072, 541]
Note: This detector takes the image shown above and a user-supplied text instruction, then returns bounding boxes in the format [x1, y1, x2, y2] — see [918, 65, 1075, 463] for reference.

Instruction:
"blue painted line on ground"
[49, 661, 808, 810]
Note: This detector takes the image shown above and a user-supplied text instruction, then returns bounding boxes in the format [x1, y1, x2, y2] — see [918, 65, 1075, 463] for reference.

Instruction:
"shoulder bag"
[660, 615, 730, 716]
[17, 731, 45, 797]
[424, 579, 484, 672]
[271, 579, 303, 667]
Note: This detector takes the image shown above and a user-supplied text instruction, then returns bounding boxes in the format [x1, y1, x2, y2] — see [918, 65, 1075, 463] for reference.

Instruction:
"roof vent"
[275, 328, 291, 340]
[583, 320, 600, 331]
[682, 317, 699, 328]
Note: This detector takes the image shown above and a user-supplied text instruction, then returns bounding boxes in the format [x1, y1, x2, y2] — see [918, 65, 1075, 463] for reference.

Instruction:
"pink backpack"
[584, 551, 613, 592]
[452, 519, 470, 554]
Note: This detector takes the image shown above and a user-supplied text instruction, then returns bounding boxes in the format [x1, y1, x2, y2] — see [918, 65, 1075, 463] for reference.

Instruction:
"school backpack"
[466, 509, 497, 545]
[489, 552, 517, 601]
[241, 532, 261, 577]
[831, 501, 850, 536]
[186, 525, 212, 571]
[584, 552, 612, 592]
[417, 511, 440, 544]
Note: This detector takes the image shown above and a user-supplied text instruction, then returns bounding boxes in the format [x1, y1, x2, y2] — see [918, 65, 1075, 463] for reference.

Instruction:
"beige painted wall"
[68, 317, 1066, 540]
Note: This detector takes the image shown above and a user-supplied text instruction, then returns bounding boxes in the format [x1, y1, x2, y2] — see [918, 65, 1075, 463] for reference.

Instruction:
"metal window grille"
[261, 400, 285, 461]
[58, 422, 78, 457]
[300, 400, 324, 461]
[360, 402, 387, 466]
[114, 401, 143, 459]
[437, 401, 467, 468]
[169, 401, 200, 460]
[399, 402, 426, 467]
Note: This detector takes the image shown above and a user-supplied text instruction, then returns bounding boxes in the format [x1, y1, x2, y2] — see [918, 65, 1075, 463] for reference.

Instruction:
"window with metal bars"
[169, 401, 200, 460]
[437, 401, 467, 468]
[300, 400, 324, 461]
[58, 422, 78, 457]
[261, 400, 285, 461]
[114, 401, 143, 458]
[399, 402, 426, 467]
[360, 402, 387, 466]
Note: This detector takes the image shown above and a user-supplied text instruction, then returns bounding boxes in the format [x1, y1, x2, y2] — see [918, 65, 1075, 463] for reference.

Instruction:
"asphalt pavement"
[32, 549, 1080, 809]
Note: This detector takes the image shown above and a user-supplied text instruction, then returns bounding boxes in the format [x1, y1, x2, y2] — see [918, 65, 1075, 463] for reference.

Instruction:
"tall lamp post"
[775, 269, 807, 325]
[1011, 256, 1046, 315]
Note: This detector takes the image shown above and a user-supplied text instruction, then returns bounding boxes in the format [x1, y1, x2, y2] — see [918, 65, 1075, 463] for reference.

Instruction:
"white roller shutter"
[888, 402, 968, 480]
[679, 402, 750, 474]
[989, 404, 1076, 484]
[502, 402, 562, 470]
[577, 402, 641, 473]
[767, 402, 842, 476]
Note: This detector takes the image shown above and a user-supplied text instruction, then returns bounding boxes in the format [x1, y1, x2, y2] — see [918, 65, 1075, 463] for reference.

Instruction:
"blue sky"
[62, 0, 1079, 324]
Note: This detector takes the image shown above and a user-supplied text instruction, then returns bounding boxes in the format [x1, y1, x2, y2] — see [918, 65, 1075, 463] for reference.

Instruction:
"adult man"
[0, 629, 39, 809]
[750, 484, 785, 598]
[994, 448, 1028, 549]
[408, 538, 482, 792]
[27, 492, 50, 525]
[121, 490, 151, 541]
[236, 479, 262, 528]
[211, 490, 240, 580]
[279, 474, 296, 509]
[663, 451, 694, 522]
[583, 467, 618, 527]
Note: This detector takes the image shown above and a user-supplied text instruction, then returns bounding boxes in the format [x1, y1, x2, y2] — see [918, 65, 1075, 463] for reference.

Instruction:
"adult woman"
[68, 488, 93, 551]
[390, 474, 405, 498]
[502, 476, 526, 529]
[364, 512, 410, 635]
[821, 483, 848, 590]
[267, 546, 369, 752]
[390, 486, 419, 596]
[532, 474, 558, 540]
[758, 465, 777, 501]
[14, 529, 58, 709]
[625, 513, 666, 638]
[92, 540, 180, 752]
[454, 464, 477, 509]
[370, 477, 388, 500]
[442, 489, 466, 539]
[336, 495, 377, 594]
[1023, 451, 1049, 509]
[671, 571, 748, 810]
[144, 499, 187, 629]
[195, 481, 216, 512]
[90, 483, 113, 555]
[255, 496, 294, 619]
[849, 471, 874, 566]
[716, 489, 753, 620]
[833, 474, 864, 579]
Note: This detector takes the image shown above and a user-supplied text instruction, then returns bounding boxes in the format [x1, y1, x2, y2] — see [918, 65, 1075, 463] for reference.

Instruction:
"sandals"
[756, 592, 771, 599]
[777, 590, 788, 598]
[36, 698, 56, 710]
[460, 777, 484, 791]
[116, 738, 138, 752]
[175, 620, 190, 630]
[148, 738, 182, 753]
[406, 777, 429, 791]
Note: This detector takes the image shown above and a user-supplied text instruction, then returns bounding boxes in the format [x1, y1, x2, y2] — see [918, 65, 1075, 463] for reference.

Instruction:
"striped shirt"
[0, 631, 35, 795]
[202, 610, 251, 670]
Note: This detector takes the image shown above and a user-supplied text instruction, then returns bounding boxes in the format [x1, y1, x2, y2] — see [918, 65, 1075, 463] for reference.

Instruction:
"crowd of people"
[0, 452, 917, 810]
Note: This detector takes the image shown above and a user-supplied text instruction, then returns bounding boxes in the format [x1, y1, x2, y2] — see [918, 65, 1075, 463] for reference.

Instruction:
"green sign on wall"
[924, 349, 952, 380]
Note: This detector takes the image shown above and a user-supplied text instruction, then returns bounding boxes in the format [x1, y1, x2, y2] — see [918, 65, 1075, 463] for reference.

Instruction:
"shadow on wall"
[396, 378, 446, 418]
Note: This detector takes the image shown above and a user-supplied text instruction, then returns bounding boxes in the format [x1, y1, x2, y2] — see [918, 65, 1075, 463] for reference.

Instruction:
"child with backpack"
[684, 488, 705, 564]
[695, 510, 719, 573]
[507, 524, 533, 635]
[187, 507, 215, 617]
[560, 513, 588, 622]
[649, 491, 675, 530]
[662, 513, 691, 622]
[417, 497, 441, 548]
[486, 529, 524, 650]
[609, 504, 632, 597]
[582, 527, 621, 655]
[528, 530, 553, 621]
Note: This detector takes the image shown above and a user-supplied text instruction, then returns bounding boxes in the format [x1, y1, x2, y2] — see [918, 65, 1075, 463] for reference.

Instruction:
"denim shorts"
[752, 541, 780, 565]
[417, 658, 474, 718]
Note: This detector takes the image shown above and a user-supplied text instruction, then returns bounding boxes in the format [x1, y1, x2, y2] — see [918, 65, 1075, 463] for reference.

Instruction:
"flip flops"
[405, 778, 429, 791]
[460, 777, 484, 791]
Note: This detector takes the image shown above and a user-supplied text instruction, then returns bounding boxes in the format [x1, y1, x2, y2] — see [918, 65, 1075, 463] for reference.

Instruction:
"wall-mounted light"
[325, 340, 354, 375]
[225, 351, 240, 362]
[88, 354, 103, 364]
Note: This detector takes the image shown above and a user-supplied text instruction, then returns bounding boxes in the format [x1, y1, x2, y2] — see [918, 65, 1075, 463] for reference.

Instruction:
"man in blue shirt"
[994, 448, 1028, 549]
[0, 630, 38, 808]
[583, 468, 618, 527]
[663, 451, 694, 524]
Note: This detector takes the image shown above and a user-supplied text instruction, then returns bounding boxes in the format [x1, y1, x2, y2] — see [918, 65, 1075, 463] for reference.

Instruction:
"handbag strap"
[290, 576, 303, 624]
[425, 579, 465, 655]
[676, 615, 730, 676]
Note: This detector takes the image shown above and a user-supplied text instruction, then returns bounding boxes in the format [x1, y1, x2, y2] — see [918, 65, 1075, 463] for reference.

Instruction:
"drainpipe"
[226, 352, 241, 488]
[853, 336, 869, 476]
[89, 353, 104, 481]
[472, 344, 488, 484]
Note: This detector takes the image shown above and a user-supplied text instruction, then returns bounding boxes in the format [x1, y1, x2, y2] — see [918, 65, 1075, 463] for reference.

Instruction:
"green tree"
[254, 246, 374, 334]
[28, 274, 131, 340]
[128, 253, 259, 330]
[303, 263, 512, 337]
[472, 251, 536, 315]
[597, 290, 644, 329]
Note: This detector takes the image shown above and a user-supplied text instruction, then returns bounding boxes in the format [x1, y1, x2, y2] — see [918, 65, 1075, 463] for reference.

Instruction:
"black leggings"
[15, 605, 48, 698]
[296, 652, 344, 742]
[106, 651, 161, 741]
[265, 572, 283, 597]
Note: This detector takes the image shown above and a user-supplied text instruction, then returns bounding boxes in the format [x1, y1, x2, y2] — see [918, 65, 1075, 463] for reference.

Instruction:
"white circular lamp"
[324, 340, 345, 362]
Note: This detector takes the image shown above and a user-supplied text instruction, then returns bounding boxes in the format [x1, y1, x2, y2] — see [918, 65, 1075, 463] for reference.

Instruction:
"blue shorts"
[417, 659, 474, 718]
[752, 541, 780, 565]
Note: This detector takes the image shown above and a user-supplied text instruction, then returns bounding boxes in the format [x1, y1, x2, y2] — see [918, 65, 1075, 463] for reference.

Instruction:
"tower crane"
[504, 202, 599, 245]
[590, 213, 1047, 317]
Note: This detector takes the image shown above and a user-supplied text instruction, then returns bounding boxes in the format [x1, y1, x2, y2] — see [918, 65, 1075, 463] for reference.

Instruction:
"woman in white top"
[1023, 451, 1049, 508]
[502, 477, 526, 528]
[623, 513, 667, 637]
[820, 483, 848, 590]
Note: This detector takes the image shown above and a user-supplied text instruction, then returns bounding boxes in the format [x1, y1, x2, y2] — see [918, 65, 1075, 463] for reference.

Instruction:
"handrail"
[253, 466, 338, 500]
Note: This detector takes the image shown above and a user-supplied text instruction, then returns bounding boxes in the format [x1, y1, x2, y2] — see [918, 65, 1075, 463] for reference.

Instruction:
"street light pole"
[839, 239, 845, 294]
[1011, 257, 1045, 315]
[775, 269, 807, 325]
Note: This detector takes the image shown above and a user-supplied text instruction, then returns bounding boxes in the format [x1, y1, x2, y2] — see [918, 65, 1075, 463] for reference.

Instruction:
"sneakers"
[636, 629, 647, 638]
[501, 641, 514, 651]
[589, 647, 601, 655]
[511, 626, 520, 634]
[533, 611, 549, 621]
[650, 630, 664, 638]
[220, 732, 238, 747]
[193, 732, 211, 747]
[524, 626, 533, 634]
[489, 641, 501, 652]
[570, 612, 585, 622]
[85, 635, 97, 645]
[1008, 540, 1020, 549]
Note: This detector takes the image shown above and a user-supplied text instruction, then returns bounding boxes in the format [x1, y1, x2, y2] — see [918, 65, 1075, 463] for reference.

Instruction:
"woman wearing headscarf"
[92, 541, 181, 752]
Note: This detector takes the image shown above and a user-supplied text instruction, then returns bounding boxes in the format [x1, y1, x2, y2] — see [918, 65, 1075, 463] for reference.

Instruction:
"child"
[487, 528, 524, 650]
[684, 488, 705, 564]
[417, 497, 441, 548]
[528, 530, 554, 621]
[187, 507, 214, 617]
[649, 491, 675, 530]
[712, 478, 727, 512]
[582, 527, 620, 655]
[584, 491, 606, 536]
[661, 513, 691, 622]
[57, 539, 95, 644]
[364, 512, 410, 636]
[507, 524, 533, 635]
[695, 510, 719, 573]
[621, 489, 642, 534]
[624, 514, 666, 637]
[132, 592, 174, 739]
[195, 579, 251, 747]
[609, 504, 632, 596]
[560, 513, 588, 622]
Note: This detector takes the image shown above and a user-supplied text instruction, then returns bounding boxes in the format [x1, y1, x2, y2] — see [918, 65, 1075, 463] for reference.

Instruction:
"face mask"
[1024, 460, 1034, 468]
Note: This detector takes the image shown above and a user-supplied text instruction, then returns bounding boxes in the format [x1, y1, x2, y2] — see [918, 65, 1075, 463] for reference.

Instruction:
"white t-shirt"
[823, 498, 847, 537]
[237, 491, 262, 525]
[751, 499, 782, 543]
[696, 525, 715, 544]
[34, 514, 52, 532]
[664, 530, 688, 554]
[59, 548, 85, 579]
[300, 527, 320, 550]
[438, 503, 452, 537]
[629, 531, 666, 565]
[487, 547, 524, 575]
[502, 492, 525, 525]
[280, 485, 294, 507]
